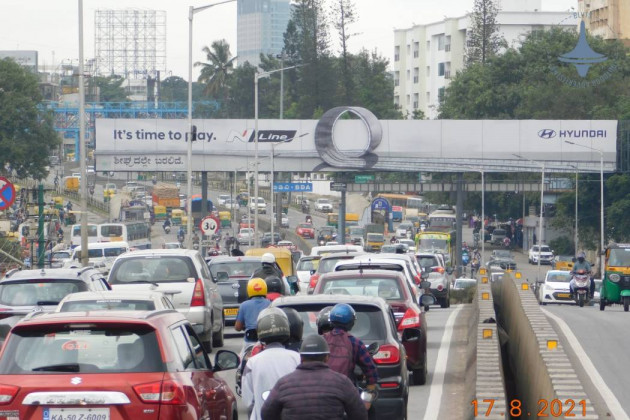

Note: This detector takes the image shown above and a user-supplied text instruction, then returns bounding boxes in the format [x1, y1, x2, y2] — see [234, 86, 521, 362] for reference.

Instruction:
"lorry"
[63, 176, 80, 193]
[364, 223, 385, 252]
[151, 183, 180, 208]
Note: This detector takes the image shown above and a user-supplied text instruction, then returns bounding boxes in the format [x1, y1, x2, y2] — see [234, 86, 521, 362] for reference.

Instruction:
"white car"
[273, 213, 290, 228]
[56, 290, 176, 312]
[314, 198, 333, 213]
[295, 256, 321, 293]
[179, 194, 187, 209]
[218, 194, 230, 206]
[238, 228, 256, 244]
[249, 197, 267, 214]
[396, 222, 414, 239]
[529, 245, 554, 265]
[538, 270, 573, 305]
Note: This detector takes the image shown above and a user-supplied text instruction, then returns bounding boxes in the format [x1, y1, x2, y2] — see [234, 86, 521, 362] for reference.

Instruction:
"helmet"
[316, 306, 334, 335]
[247, 277, 268, 298]
[281, 307, 304, 343]
[261, 253, 275, 264]
[257, 308, 290, 344]
[328, 303, 356, 331]
[299, 334, 330, 355]
[265, 276, 283, 294]
[577, 251, 586, 259]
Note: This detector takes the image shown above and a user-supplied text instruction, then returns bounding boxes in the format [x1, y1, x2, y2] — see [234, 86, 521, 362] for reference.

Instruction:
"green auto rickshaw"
[600, 243, 630, 311]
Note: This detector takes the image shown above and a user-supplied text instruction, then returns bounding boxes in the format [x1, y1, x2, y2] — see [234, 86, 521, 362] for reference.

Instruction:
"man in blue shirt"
[235, 278, 271, 348]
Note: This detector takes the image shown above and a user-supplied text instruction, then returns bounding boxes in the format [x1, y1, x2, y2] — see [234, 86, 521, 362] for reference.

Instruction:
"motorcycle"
[572, 269, 592, 307]
[163, 225, 171, 234]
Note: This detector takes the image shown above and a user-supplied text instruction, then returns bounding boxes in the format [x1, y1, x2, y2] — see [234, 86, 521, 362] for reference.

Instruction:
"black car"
[261, 232, 282, 248]
[272, 294, 410, 420]
[486, 250, 517, 270]
[0, 267, 111, 344]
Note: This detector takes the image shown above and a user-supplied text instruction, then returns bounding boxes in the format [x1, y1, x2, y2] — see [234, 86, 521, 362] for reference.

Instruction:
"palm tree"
[194, 39, 237, 103]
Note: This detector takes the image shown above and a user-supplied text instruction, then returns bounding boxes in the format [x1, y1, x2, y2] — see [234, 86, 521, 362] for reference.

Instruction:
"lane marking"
[542, 308, 629, 420]
[423, 304, 463, 420]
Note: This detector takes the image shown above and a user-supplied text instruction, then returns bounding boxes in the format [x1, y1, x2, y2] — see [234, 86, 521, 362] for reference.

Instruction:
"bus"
[326, 213, 360, 228]
[428, 206, 456, 232]
[98, 221, 151, 249]
[375, 194, 424, 221]
[70, 223, 99, 248]
[415, 231, 455, 267]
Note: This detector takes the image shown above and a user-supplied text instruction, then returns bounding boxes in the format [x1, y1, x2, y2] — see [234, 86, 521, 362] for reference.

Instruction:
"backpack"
[323, 330, 354, 380]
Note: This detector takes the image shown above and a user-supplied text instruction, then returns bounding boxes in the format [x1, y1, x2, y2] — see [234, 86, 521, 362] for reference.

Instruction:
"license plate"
[224, 307, 239, 316]
[43, 407, 109, 420]
[557, 293, 570, 298]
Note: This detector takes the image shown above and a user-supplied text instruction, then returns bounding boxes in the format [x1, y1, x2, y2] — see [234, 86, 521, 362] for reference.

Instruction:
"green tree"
[465, 0, 505, 66]
[195, 39, 237, 104]
[226, 63, 257, 118]
[159, 76, 188, 102]
[0, 58, 59, 179]
[88, 75, 128, 102]
[329, 0, 357, 103]
[349, 50, 402, 119]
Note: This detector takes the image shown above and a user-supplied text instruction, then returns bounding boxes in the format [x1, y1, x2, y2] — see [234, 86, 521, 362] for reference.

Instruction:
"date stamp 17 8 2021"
[472, 399, 589, 417]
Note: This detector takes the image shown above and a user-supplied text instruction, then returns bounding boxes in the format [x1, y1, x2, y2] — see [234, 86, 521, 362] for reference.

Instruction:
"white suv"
[529, 245, 554, 265]
[315, 198, 333, 213]
[249, 197, 267, 214]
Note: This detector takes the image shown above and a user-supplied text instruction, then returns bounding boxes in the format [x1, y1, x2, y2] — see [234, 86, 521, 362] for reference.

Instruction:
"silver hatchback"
[107, 249, 224, 352]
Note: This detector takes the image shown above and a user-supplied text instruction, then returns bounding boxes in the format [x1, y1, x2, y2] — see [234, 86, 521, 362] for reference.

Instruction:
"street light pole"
[187, 0, 236, 249]
[78, 0, 88, 267]
[575, 169, 578, 253]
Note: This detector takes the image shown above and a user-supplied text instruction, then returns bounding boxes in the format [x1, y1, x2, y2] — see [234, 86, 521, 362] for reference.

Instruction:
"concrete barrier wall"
[493, 275, 597, 419]
[475, 279, 507, 419]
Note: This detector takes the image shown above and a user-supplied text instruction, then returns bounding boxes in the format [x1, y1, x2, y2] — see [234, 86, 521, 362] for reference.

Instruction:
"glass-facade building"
[237, 0, 290, 67]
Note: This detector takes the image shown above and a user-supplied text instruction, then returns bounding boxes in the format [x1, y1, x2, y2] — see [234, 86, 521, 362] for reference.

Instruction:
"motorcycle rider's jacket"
[323, 328, 378, 385]
[572, 260, 591, 274]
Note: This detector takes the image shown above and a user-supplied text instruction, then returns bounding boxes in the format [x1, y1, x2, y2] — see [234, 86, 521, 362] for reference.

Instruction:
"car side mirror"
[446, 267, 454, 275]
[213, 350, 240, 372]
[310, 269, 316, 275]
[287, 275, 299, 295]
[420, 294, 436, 307]
[366, 342, 379, 355]
[216, 271, 229, 282]
[419, 280, 431, 289]
[420, 271, 429, 280]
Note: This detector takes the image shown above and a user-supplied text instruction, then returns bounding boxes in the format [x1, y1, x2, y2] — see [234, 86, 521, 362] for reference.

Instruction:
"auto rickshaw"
[600, 243, 630, 311]
[171, 209, 184, 225]
[219, 211, 231, 228]
[52, 196, 64, 210]
[153, 205, 167, 220]
[245, 247, 299, 294]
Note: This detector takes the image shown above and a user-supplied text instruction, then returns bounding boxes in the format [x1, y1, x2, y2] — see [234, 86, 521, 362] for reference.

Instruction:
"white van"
[65, 242, 131, 271]
[310, 244, 363, 256]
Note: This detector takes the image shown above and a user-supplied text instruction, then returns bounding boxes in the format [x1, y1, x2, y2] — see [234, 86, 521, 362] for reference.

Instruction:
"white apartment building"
[393, 0, 578, 119]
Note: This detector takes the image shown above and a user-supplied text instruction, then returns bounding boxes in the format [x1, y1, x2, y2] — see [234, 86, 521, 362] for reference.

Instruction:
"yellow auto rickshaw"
[219, 211, 231, 228]
[245, 247, 299, 294]
[153, 205, 167, 220]
[53, 196, 64, 210]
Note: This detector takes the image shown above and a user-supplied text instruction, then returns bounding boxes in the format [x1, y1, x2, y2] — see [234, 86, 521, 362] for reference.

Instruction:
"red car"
[313, 269, 433, 385]
[295, 223, 315, 239]
[0, 310, 240, 419]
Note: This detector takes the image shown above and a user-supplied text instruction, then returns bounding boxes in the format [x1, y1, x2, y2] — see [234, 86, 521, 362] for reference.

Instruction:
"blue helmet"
[328, 303, 356, 331]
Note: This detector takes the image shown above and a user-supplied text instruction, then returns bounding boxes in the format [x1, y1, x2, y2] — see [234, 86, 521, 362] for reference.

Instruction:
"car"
[398, 239, 416, 252]
[313, 269, 433, 385]
[261, 232, 282, 248]
[537, 270, 573, 305]
[296, 223, 315, 239]
[47, 249, 72, 268]
[179, 193, 187, 209]
[490, 228, 507, 245]
[310, 244, 364, 256]
[452, 278, 478, 291]
[107, 249, 224, 352]
[317, 226, 337, 244]
[552, 255, 575, 271]
[163, 241, 184, 249]
[0, 309, 240, 420]
[314, 198, 333, 213]
[237, 227, 256, 245]
[380, 243, 409, 254]
[272, 294, 410, 418]
[208, 256, 292, 325]
[218, 194, 230, 206]
[276, 240, 297, 251]
[395, 222, 414, 239]
[486, 250, 517, 270]
[348, 226, 366, 247]
[56, 290, 176, 312]
[0, 267, 111, 344]
[529, 245, 555, 265]
[307, 251, 365, 293]
[423, 271, 451, 308]
[415, 252, 447, 275]
[280, 213, 289, 228]
[223, 198, 239, 209]
[347, 253, 424, 288]
[296, 256, 321, 293]
[249, 197, 267, 214]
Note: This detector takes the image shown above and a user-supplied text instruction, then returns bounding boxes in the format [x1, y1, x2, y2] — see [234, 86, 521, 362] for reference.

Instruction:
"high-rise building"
[237, 0, 291, 67]
[394, 2, 578, 119]
[578, 0, 630, 45]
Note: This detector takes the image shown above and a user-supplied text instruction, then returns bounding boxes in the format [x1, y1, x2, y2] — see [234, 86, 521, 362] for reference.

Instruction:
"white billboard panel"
[95, 107, 617, 173]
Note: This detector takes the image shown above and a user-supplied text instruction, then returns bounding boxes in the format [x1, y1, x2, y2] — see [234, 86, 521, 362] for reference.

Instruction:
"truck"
[63, 176, 80, 193]
[151, 183, 180, 208]
[364, 223, 385, 252]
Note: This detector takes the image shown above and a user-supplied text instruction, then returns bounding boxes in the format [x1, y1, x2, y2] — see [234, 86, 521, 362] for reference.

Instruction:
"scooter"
[572, 269, 592, 307]
[163, 224, 171, 234]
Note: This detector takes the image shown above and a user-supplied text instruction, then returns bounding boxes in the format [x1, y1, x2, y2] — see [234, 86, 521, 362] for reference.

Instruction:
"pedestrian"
[322, 304, 378, 400]
[242, 308, 300, 420]
[261, 334, 367, 420]
[235, 278, 271, 353]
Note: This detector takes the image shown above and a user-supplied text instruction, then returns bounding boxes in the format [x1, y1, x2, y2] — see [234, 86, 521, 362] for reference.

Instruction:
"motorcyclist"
[235, 278, 271, 351]
[322, 303, 378, 408]
[163, 217, 172, 230]
[265, 276, 284, 302]
[570, 251, 594, 298]
[317, 306, 334, 335]
[280, 307, 304, 352]
[242, 308, 300, 420]
[177, 226, 185, 242]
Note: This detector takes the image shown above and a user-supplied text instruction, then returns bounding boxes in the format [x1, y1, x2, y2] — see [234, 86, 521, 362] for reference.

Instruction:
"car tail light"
[432, 266, 445, 274]
[414, 273, 421, 285]
[190, 279, 205, 307]
[0, 384, 19, 404]
[437, 284, 444, 292]
[379, 382, 400, 389]
[398, 308, 421, 331]
[309, 274, 319, 290]
[133, 380, 185, 405]
[373, 344, 400, 364]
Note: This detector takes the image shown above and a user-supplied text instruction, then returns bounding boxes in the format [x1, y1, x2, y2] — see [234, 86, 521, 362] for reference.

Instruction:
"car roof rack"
[144, 309, 178, 319]
[77, 266, 94, 276]
[4, 268, 21, 278]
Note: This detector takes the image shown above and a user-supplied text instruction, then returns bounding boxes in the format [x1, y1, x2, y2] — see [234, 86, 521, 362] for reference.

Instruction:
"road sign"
[371, 197, 390, 212]
[355, 174, 375, 184]
[199, 215, 219, 236]
[0, 177, 16, 211]
[273, 182, 313, 192]
[330, 182, 347, 192]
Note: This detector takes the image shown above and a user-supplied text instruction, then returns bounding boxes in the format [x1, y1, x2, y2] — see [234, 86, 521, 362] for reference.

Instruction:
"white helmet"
[261, 252, 275, 264]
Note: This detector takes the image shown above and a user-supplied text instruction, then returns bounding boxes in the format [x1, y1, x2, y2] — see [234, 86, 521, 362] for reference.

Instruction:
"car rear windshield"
[416, 256, 438, 269]
[280, 303, 386, 341]
[0, 280, 87, 306]
[319, 257, 352, 274]
[297, 259, 319, 272]
[209, 261, 261, 279]
[109, 257, 196, 284]
[320, 277, 405, 300]
[0, 325, 164, 374]
[59, 300, 156, 312]
[547, 272, 572, 283]
[367, 233, 384, 241]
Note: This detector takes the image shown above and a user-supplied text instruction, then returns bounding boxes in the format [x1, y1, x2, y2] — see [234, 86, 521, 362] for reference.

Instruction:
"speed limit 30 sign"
[200, 216, 220, 236]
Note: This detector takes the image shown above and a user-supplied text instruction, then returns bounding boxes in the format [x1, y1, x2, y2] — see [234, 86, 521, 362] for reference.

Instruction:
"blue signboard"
[371, 197, 391, 212]
[273, 182, 313, 192]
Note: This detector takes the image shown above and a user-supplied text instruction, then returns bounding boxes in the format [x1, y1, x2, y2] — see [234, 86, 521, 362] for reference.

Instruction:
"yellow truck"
[64, 176, 80, 193]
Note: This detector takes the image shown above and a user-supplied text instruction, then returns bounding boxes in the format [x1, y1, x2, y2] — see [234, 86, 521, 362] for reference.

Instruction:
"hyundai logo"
[538, 129, 557, 139]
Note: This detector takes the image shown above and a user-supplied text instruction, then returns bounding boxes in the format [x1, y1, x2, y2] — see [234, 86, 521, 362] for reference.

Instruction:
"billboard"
[95, 107, 617, 173]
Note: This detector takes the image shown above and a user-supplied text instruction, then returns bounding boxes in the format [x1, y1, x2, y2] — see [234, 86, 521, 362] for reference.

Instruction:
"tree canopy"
[0, 58, 59, 179]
